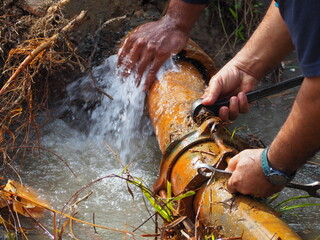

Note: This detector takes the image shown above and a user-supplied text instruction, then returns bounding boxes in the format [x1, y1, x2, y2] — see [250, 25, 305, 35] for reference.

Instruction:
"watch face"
[267, 173, 288, 185]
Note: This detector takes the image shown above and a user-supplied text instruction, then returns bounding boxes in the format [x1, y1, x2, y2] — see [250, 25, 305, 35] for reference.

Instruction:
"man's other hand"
[118, 17, 188, 91]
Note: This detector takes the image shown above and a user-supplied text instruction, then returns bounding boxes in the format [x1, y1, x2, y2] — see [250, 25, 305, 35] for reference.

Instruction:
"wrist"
[260, 146, 296, 185]
[165, 0, 205, 35]
[161, 14, 190, 35]
[268, 143, 300, 175]
[232, 52, 267, 81]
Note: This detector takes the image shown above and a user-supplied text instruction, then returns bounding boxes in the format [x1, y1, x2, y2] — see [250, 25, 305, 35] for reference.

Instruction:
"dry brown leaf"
[3, 180, 50, 218]
[0, 199, 6, 208]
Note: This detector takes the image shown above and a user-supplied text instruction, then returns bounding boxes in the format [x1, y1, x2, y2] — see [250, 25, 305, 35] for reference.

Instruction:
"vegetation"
[0, 0, 88, 165]
[197, 0, 265, 65]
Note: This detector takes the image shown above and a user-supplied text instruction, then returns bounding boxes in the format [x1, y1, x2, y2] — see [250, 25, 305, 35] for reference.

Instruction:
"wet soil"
[0, 0, 267, 86]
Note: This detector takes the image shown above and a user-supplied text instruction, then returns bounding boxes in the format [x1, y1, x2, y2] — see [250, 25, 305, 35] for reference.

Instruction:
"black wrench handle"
[286, 181, 320, 198]
[204, 75, 304, 115]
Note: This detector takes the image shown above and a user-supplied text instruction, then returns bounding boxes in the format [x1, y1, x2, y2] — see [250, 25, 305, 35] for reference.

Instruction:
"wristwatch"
[260, 147, 296, 185]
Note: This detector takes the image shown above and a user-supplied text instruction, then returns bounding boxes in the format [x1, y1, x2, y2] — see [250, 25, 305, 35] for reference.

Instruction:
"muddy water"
[5, 55, 320, 239]
[17, 120, 161, 239]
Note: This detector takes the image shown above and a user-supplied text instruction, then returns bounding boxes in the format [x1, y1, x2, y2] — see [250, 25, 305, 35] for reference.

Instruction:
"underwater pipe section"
[146, 40, 302, 239]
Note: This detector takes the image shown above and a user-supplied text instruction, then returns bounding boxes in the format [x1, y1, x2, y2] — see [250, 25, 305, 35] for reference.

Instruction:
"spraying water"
[66, 55, 178, 164]
[5, 55, 180, 239]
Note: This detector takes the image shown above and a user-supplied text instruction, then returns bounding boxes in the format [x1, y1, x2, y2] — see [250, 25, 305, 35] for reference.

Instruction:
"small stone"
[16, 0, 51, 16]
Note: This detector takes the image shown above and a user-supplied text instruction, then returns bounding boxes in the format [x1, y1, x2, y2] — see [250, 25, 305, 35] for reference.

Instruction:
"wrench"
[197, 163, 320, 198]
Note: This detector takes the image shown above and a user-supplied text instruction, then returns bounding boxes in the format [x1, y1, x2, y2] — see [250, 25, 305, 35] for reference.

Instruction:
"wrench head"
[190, 98, 209, 124]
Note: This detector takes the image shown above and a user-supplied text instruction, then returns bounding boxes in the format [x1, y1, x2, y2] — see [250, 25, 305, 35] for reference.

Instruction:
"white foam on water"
[66, 54, 179, 164]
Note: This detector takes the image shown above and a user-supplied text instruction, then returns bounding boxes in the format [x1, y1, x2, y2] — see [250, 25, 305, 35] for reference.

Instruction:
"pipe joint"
[153, 117, 238, 196]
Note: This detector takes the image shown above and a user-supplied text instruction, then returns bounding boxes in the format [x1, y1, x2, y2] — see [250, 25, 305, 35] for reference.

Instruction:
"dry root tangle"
[0, 0, 88, 164]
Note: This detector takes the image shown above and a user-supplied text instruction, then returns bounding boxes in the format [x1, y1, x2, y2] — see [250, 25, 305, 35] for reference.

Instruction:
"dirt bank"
[0, 0, 266, 166]
[1, 0, 266, 84]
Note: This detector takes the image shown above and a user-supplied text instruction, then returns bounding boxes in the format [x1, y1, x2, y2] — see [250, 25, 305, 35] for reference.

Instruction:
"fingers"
[217, 92, 249, 121]
[226, 155, 258, 196]
[119, 36, 147, 84]
[142, 53, 168, 91]
[218, 106, 230, 121]
[117, 32, 170, 91]
[237, 91, 249, 113]
[118, 37, 133, 67]
[225, 156, 238, 194]
[201, 60, 256, 121]
[225, 149, 283, 198]
[117, 19, 190, 91]
[226, 93, 248, 120]
[135, 43, 157, 87]
[228, 97, 240, 120]
[227, 177, 239, 194]
[137, 46, 169, 91]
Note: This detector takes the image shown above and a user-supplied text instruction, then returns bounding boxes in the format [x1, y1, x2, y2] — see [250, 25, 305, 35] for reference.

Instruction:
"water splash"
[66, 55, 178, 164]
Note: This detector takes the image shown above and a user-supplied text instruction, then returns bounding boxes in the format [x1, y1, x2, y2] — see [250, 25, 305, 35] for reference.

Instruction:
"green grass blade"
[167, 180, 173, 210]
[279, 203, 320, 213]
[229, 7, 237, 19]
[129, 179, 173, 221]
[273, 195, 311, 209]
[172, 191, 196, 201]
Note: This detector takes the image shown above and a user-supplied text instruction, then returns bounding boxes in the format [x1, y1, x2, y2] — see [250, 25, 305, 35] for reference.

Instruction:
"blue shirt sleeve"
[181, 0, 209, 4]
[278, 1, 320, 77]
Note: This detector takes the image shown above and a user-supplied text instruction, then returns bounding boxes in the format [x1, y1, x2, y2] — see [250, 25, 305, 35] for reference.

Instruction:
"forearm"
[268, 76, 320, 174]
[234, 1, 294, 79]
[163, 0, 206, 36]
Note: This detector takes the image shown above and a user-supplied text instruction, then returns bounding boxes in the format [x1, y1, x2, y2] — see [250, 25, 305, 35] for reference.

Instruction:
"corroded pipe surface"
[147, 60, 205, 152]
[194, 181, 301, 239]
[146, 41, 302, 239]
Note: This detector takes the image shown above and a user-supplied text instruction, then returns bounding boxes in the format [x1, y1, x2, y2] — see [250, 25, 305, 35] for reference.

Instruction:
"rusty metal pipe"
[146, 40, 302, 239]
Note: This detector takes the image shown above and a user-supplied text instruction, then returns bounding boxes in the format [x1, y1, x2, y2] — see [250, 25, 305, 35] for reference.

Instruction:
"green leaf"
[172, 191, 196, 201]
[237, 25, 245, 41]
[229, 7, 237, 19]
[204, 233, 215, 240]
[145, 191, 173, 221]
[129, 179, 173, 221]
[8, 232, 15, 240]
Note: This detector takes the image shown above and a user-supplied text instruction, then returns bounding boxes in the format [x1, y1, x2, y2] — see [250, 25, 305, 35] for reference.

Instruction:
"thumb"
[225, 155, 238, 172]
[225, 157, 238, 193]
[201, 76, 223, 105]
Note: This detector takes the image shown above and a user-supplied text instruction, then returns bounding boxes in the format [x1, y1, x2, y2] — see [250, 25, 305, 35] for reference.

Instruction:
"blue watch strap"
[260, 146, 295, 185]
[261, 147, 271, 177]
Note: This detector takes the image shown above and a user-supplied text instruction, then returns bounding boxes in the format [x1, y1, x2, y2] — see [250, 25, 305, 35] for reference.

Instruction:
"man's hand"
[118, 17, 189, 91]
[117, 0, 206, 91]
[201, 1, 294, 121]
[201, 58, 258, 121]
[225, 149, 284, 198]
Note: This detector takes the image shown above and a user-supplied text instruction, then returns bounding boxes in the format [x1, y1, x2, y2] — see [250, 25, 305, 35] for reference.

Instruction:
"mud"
[0, 0, 267, 88]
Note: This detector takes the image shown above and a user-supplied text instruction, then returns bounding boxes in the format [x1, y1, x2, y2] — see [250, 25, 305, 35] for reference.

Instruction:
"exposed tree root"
[0, 1, 89, 164]
[0, 10, 88, 96]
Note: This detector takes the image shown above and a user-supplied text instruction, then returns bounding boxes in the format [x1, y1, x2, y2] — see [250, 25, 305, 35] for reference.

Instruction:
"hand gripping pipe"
[145, 39, 302, 240]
